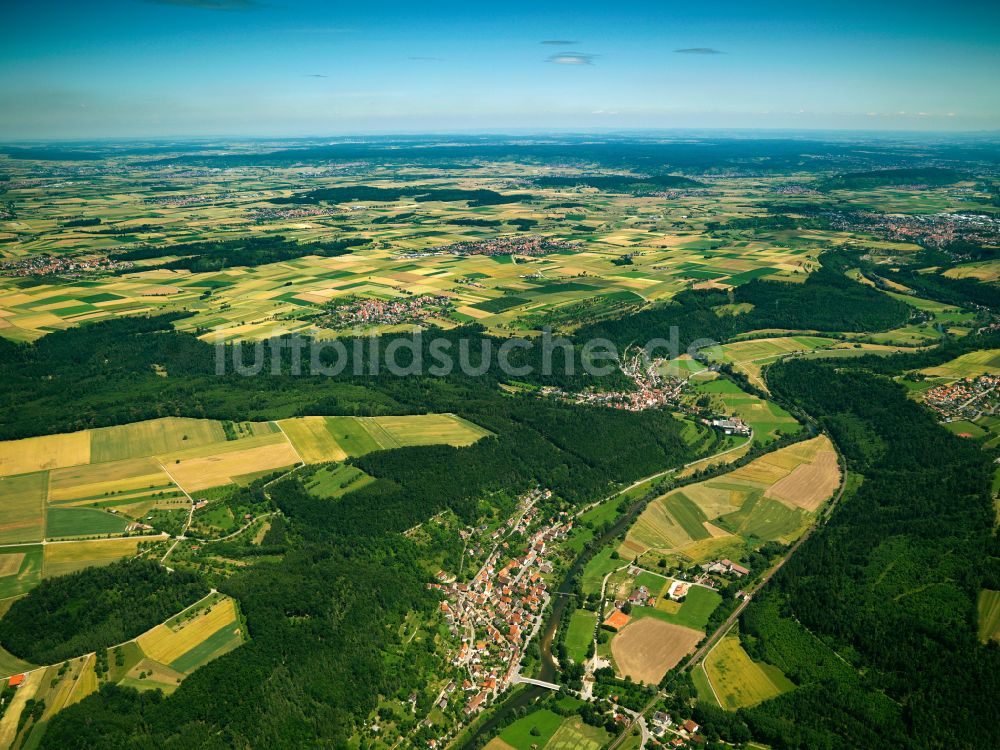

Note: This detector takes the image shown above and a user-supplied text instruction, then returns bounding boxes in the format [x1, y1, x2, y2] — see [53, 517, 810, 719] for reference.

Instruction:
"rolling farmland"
[622, 436, 840, 564]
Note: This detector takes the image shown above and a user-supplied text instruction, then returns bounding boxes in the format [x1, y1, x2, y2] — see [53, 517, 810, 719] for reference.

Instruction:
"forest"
[0, 561, 206, 664]
[113, 235, 364, 273]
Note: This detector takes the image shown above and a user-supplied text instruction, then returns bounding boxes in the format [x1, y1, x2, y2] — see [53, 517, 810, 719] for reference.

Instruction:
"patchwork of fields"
[621, 435, 840, 565]
[0, 413, 490, 599]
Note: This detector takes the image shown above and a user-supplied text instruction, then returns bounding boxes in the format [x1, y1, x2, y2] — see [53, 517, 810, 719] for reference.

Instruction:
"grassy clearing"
[580, 548, 624, 595]
[564, 609, 597, 662]
[305, 464, 374, 499]
[691, 664, 721, 706]
[703, 635, 794, 710]
[0, 471, 47, 545]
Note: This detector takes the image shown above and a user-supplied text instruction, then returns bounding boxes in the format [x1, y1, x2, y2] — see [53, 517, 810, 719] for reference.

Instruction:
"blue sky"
[1, 0, 998, 138]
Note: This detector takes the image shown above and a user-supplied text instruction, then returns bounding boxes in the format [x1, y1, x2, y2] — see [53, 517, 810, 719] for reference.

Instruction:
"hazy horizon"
[2, 0, 999, 139]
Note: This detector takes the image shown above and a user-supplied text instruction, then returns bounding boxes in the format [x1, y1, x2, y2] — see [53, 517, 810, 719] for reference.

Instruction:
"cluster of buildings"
[701, 559, 751, 578]
[436, 234, 579, 258]
[318, 294, 452, 329]
[706, 416, 752, 437]
[0, 253, 133, 278]
[923, 374, 1000, 423]
[650, 713, 704, 747]
[427, 489, 572, 718]
[244, 205, 341, 222]
[542, 351, 689, 413]
[830, 210, 1000, 249]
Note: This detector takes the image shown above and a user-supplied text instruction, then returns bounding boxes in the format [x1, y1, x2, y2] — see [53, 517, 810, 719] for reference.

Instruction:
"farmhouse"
[7, 673, 25, 688]
[667, 580, 691, 600]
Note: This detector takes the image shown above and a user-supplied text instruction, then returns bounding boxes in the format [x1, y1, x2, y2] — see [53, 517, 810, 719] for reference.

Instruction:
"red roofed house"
[8, 673, 26, 688]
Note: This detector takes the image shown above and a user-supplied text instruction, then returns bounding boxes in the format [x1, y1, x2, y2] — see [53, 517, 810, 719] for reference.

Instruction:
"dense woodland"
[114, 235, 363, 273]
[0, 561, 206, 664]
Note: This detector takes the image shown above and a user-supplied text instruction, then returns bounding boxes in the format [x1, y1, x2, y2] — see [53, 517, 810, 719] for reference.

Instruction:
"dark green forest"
[0, 561, 206, 664]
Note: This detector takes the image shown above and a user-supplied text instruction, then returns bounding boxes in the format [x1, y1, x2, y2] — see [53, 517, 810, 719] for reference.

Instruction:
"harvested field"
[611, 617, 702, 684]
[0, 432, 89, 477]
[164, 441, 299, 493]
[765, 447, 840, 511]
[0, 553, 25, 577]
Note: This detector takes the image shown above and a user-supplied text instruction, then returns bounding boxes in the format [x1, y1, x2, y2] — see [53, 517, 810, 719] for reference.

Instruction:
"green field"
[45, 507, 130, 538]
[496, 709, 565, 750]
[325, 416, 384, 456]
[580, 548, 625, 595]
[643, 584, 722, 630]
[545, 716, 610, 750]
[0, 471, 47, 544]
[693, 377, 801, 444]
[564, 609, 597, 662]
[169, 621, 244, 674]
[90, 417, 229, 463]
[978, 589, 1000, 644]
[715, 493, 809, 542]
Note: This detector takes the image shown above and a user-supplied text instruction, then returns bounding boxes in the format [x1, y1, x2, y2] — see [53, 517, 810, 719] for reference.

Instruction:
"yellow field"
[703, 635, 794, 710]
[0, 431, 89, 477]
[278, 417, 347, 463]
[920, 349, 1000, 379]
[47, 456, 174, 503]
[943, 260, 1000, 282]
[368, 413, 491, 447]
[137, 597, 238, 665]
[164, 441, 299, 492]
[42, 537, 147, 578]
